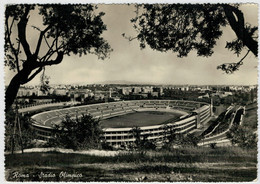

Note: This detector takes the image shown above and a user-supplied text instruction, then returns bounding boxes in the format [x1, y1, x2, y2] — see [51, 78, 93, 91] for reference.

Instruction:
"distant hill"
[97, 80, 158, 85]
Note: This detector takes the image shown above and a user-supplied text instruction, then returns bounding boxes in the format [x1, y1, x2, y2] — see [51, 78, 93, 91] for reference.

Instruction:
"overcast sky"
[4, 4, 258, 86]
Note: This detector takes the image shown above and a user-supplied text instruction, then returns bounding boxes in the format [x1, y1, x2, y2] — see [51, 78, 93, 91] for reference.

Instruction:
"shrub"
[226, 124, 257, 149]
[131, 127, 157, 151]
[49, 114, 104, 150]
[210, 143, 217, 149]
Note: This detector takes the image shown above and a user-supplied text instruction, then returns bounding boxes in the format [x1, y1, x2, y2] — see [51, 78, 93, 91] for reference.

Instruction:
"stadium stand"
[30, 100, 212, 145]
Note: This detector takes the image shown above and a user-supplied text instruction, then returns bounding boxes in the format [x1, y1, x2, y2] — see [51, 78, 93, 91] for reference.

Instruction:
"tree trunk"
[222, 5, 258, 57]
[5, 67, 32, 112]
[5, 54, 64, 112]
[5, 73, 21, 112]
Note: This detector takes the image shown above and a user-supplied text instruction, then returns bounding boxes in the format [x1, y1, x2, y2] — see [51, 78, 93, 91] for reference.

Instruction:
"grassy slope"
[5, 147, 257, 182]
[243, 103, 257, 131]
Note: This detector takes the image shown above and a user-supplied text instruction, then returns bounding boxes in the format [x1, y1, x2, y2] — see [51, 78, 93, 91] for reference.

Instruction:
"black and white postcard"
[1, 0, 259, 182]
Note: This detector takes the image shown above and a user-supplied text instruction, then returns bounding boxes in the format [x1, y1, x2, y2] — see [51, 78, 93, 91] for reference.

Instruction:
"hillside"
[243, 102, 257, 131]
[5, 147, 257, 182]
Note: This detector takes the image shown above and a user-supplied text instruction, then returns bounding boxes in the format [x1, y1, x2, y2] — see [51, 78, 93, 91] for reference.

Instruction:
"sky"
[4, 3, 258, 86]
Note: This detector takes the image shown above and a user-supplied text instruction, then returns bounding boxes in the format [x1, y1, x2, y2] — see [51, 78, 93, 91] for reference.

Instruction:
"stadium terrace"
[30, 100, 212, 147]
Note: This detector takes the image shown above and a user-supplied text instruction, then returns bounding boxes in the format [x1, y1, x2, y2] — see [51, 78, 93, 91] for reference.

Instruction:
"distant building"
[151, 91, 159, 97]
[198, 93, 210, 99]
[54, 89, 67, 96]
[121, 87, 133, 95]
[142, 87, 153, 93]
[94, 94, 105, 100]
[133, 87, 142, 94]
[17, 88, 38, 97]
[112, 96, 121, 101]
[140, 93, 148, 98]
[109, 88, 112, 98]
[153, 87, 163, 96]
[211, 91, 233, 98]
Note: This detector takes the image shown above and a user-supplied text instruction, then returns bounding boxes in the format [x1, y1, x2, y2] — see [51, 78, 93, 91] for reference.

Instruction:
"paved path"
[5, 147, 123, 156]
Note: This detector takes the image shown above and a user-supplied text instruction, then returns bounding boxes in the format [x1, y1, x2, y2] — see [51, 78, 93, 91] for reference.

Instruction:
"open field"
[5, 147, 257, 182]
[100, 111, 181, 128]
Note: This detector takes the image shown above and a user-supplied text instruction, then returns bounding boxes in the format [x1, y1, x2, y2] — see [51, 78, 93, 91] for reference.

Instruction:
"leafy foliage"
[226, 124, 257, 149]
[225, 23, 257, 56]
[5, 4, 112, 111]
[49, 114, 104, 150]
[127, 4, 258, 73]
[5, 4, 112, 71]
[129, 4, 227, 57]
[131, 126, 156, 150]
[162, 124, 201, 149]
[37, 4, 111, 59]
[216, 50, 250, 74]
[131, 126, 142, 148]
[225, 39, 244, 56]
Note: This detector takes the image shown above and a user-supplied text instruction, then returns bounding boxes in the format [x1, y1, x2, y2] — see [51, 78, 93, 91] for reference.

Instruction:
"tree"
[5, 4, 112, 112]
[226, 124, 257, 149]
[5, 110, 36, 152]
[126, 4, 257, 73]
[131, 126, 156, 151]
[49, 114, 104, 150]
[131, 126, 142, 148]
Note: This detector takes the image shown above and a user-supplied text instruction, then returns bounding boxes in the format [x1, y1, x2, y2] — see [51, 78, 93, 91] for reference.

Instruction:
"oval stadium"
[30, 100, 212, 147]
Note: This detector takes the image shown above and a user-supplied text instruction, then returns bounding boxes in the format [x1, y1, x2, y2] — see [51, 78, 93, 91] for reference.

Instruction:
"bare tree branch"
[217, 50, 251, 73]
[17, 6, 32, 58]
[5, 17, 20, 72]
[37, 51, 64, 68]
[16, 40, 21, 72]
[31, 25, 41, 31]
[34, 25, 52, 56]
[20, 67, 43, 84]
[43, 35, 51, 49]
[40, 37, 58, 62]
[122, 33, 138, 41]
[44, 44, 65, 62]
[9, 17, 15, 34]
[222, 4, 258, 56]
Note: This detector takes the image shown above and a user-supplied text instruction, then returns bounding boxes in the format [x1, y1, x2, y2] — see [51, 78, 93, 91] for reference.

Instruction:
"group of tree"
[48, 114, 104, 150]
[163, 89, 205, 101]
[5, 4, 258, 112]
[5, 111, 109, 152]
[130, 125, 202, 151]
[218, 90, 257, 106]
[162, 125, 202, 149]
[130, 126, 157, 151]
[226, 124, 257, 149]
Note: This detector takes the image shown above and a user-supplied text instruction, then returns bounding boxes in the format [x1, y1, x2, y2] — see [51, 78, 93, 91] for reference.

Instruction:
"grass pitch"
[100, 111, 181, 128]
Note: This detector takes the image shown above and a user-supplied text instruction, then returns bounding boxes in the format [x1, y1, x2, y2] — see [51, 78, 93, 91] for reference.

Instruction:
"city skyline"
[16, 81, 258, 87]
[4, 4, 258, 86]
